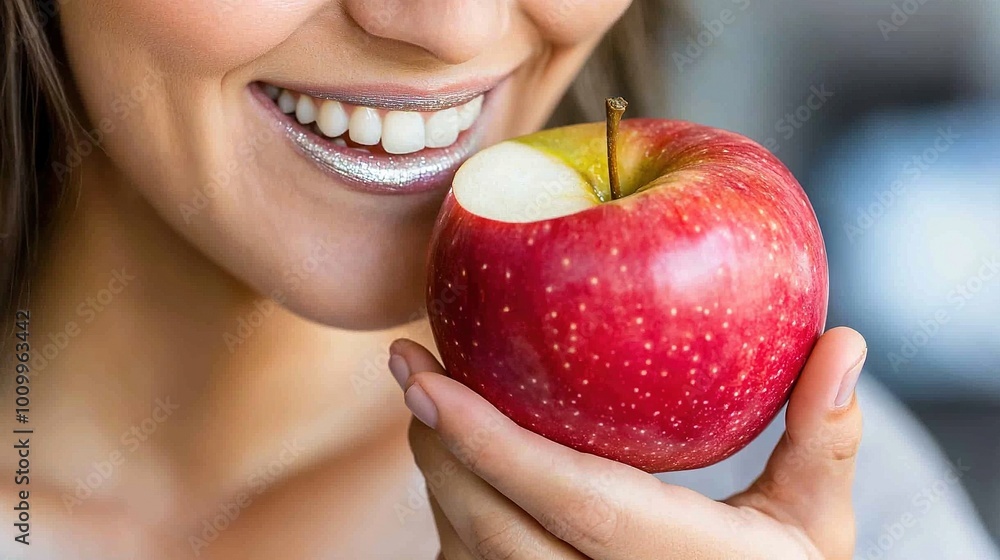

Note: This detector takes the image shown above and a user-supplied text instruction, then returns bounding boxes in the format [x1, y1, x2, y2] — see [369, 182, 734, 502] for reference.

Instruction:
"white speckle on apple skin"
[426, 120, 827, 473]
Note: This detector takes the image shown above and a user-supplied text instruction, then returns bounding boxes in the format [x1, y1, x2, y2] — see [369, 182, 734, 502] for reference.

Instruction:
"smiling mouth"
[252, 79, 502, 195]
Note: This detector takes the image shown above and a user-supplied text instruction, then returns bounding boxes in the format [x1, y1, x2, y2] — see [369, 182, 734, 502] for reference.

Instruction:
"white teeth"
[317, 100, 349, 138]
[382, 111, 426, 154]
[269, 86, 485, 151]
[295, 95, 316, 124]
[277, 90, 297, 114]
[425, 108, 460, 148]
[456, 95, 483, 131]
[348, 107, 382, 145]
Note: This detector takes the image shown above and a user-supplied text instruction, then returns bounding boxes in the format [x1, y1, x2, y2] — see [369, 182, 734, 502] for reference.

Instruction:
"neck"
[24, 153, 416, 521]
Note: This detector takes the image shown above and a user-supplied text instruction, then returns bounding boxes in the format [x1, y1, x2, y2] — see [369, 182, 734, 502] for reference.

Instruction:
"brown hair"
[1, 0, 77, 326]
[0, 0, 673, 322]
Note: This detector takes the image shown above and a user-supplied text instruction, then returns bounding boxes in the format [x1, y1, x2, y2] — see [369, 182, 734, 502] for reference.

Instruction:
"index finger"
[404, 369, 738, 559]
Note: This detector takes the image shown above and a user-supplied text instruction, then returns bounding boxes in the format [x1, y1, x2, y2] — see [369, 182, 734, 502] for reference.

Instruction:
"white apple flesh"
[426, 117, 828, 473]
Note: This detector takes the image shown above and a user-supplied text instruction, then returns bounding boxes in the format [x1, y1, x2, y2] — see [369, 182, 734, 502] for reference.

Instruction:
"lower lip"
[249, 83, 500, 195]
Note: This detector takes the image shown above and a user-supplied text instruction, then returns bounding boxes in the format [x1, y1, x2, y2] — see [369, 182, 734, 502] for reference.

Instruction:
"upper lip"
[265, 73, 509, 112]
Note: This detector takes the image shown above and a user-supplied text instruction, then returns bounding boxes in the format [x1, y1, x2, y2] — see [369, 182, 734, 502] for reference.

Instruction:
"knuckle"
[447, 433, 492, 476]
[828, 436, 861, 462]
[823, 424, 861, 463]
[469, 512, 531, 560]
[539, 490, 624, 549]
[455, 443, 487, 475]
[446, 412, 506, 475]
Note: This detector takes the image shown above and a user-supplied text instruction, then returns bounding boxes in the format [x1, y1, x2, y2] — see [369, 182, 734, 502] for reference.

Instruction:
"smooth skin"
[1, 1, 627, 557]
[390, 327, 867, 559]
[0, 0, 866, 558]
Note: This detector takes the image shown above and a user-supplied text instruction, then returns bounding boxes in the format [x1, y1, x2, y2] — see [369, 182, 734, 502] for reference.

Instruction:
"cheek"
[68, 0, 321, 73]
[56, 0, 327, 197]
[55, 0, 324, 254]
[524, 0, 633, 44]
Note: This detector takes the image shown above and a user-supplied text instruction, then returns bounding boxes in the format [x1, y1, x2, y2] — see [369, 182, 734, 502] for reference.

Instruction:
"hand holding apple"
[425, 99, 829, 472]
[388, 327, 867, 559]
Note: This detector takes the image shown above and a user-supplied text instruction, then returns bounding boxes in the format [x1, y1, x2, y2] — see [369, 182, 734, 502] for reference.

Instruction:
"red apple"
[425, 102, 828, 473]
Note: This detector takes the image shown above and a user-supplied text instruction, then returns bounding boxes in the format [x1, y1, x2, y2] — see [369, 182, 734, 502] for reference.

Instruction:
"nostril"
[343, 0, 510, 65]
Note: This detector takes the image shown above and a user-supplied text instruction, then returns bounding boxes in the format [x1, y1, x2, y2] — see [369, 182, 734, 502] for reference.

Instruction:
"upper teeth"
[267, 86, 484, 155]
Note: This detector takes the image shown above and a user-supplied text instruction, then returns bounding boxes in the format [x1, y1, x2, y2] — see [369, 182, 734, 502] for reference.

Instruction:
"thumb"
[728, 326, 867, 559]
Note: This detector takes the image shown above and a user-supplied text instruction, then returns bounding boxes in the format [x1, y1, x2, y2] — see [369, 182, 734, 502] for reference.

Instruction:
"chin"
[269, 266, 428, 332]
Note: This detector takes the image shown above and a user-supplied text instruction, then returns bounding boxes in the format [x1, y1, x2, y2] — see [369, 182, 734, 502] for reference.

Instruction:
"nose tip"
[345, 0, 509, 65]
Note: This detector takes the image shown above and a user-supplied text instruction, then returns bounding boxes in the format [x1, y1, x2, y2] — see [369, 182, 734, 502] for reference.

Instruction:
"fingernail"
[404, 384, 439, 429]
[388, 354, 410, 389]
[834, 348, 867, 409]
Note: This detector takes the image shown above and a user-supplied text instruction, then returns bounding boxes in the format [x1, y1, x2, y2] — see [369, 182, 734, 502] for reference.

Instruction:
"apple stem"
[605, 97, 628, 201]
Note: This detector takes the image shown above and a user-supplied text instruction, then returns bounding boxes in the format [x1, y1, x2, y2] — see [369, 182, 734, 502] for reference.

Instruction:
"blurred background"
[663, 0, 999, 545]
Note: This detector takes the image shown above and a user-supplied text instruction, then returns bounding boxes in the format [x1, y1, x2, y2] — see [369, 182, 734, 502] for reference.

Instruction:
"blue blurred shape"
[808, 102, 1000, 401]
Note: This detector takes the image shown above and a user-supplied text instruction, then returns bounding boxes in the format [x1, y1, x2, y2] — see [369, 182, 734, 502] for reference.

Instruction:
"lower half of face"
[59, 0, 630, 329]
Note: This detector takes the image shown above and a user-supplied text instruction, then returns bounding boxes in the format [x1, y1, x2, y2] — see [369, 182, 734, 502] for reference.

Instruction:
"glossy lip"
[288, 77, 503, 112]
[249, 77, 506, 195]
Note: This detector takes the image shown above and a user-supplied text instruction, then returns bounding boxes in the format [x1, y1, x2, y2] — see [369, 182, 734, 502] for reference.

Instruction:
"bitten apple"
[425, 100, 828, 473]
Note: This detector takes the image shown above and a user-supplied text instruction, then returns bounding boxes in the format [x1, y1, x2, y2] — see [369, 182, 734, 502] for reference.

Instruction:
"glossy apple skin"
[426, 119, 828, 473]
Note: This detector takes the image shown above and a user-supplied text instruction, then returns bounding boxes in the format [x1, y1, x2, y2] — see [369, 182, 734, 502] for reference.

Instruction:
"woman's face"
[58, 0, 631, 329]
